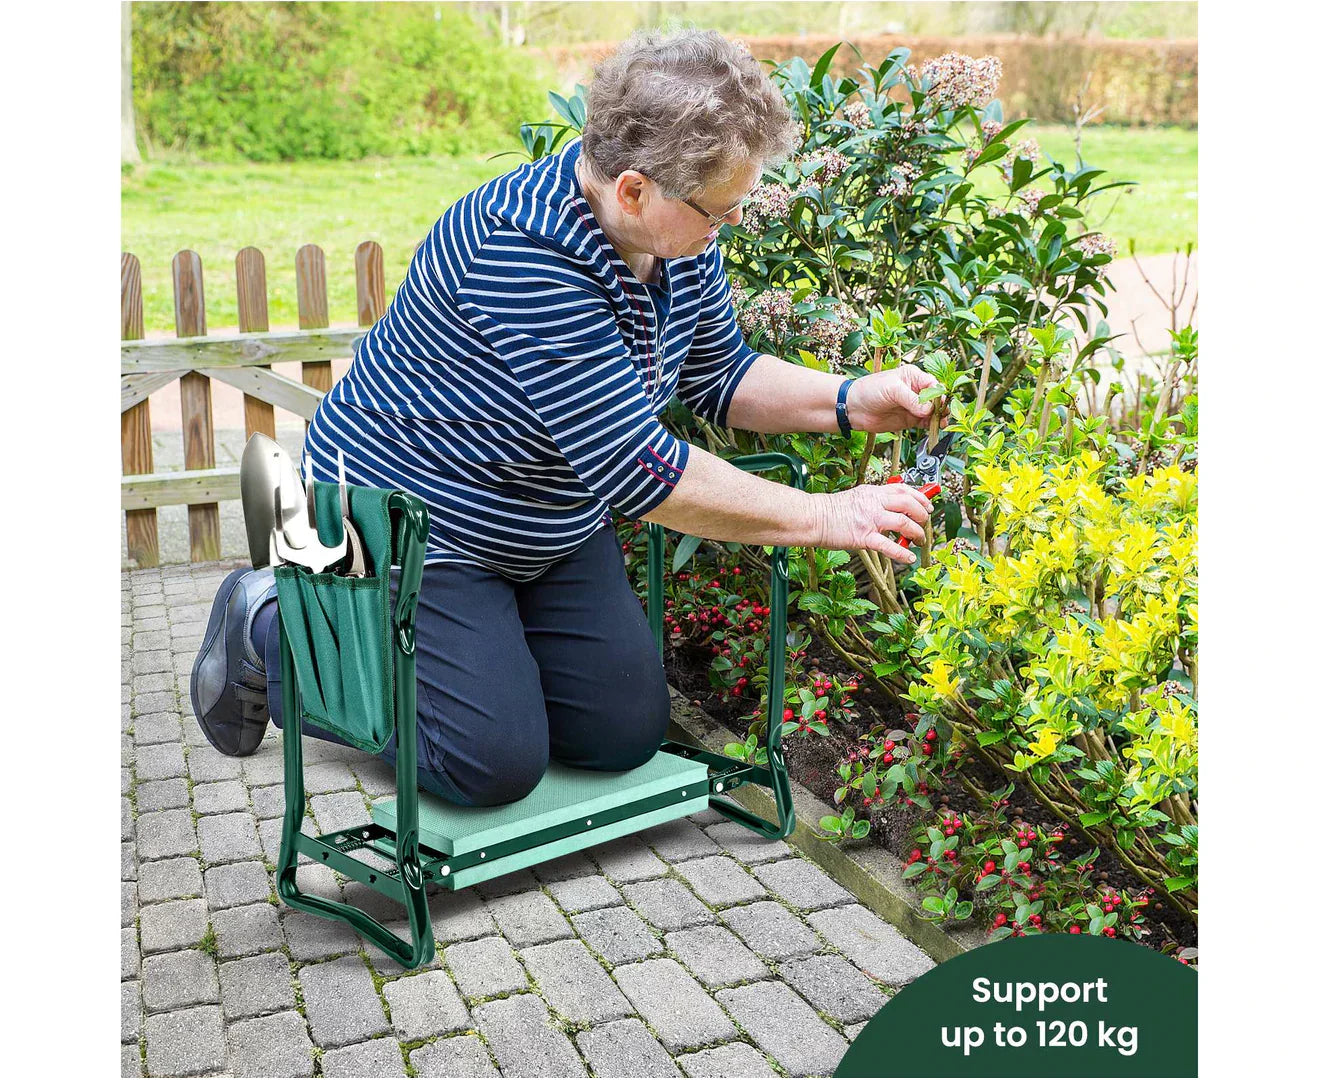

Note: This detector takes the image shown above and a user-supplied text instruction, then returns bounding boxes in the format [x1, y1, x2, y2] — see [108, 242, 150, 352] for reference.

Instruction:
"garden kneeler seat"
[270, 453, 803, 970]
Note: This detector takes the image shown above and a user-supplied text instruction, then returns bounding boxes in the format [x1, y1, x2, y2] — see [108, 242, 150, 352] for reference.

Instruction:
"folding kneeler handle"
[646, 451, 803, 841]
[275, 489, 435, 969]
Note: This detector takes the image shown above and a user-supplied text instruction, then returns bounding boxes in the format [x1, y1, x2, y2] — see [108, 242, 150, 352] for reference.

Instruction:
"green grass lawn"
[982, 123, 1198, 257]
[121, 124, 1196, 334]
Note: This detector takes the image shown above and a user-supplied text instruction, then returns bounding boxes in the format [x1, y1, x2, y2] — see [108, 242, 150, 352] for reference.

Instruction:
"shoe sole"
[189, 566, 252, 730]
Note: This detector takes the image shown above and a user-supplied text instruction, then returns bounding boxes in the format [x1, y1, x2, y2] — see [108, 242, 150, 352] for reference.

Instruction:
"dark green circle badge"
[835, 935, 1196, 1077]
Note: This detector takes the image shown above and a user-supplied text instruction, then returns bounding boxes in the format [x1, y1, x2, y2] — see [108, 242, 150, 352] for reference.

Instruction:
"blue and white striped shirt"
[304, 139, 760, 581]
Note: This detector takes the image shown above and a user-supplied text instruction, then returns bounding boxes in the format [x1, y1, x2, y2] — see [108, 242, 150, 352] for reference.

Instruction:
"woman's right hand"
[813, 484, 934, 564]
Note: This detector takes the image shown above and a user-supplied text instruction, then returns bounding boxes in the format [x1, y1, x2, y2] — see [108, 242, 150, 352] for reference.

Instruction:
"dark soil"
[664, 638, 1198, 954]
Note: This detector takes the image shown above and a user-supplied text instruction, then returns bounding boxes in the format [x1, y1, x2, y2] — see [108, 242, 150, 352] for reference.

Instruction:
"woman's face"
[609, 158, 763, 260]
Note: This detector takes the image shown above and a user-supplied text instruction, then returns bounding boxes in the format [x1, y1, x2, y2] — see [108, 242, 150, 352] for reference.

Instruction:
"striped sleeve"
[456, 239, 688, 520]
[675, 244, 762, 427]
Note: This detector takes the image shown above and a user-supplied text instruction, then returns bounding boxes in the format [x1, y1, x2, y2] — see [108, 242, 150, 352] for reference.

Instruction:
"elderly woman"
[191, 28, 937, 807]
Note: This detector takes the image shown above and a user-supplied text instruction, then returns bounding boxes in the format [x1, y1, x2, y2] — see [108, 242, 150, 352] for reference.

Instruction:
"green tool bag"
[271, 482, 401, 754]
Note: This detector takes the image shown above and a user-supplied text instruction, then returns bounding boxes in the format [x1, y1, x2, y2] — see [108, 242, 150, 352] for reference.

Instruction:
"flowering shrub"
[517, 46, 1196, 939]
[904, 432, 1198, 918]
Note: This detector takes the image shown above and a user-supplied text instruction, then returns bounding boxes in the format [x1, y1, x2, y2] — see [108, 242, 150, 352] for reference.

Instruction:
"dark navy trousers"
[257, 524, 671, 807]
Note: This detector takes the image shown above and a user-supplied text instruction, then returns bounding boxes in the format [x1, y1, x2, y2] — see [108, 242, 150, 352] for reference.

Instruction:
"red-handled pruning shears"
[884, 430, 954, 548]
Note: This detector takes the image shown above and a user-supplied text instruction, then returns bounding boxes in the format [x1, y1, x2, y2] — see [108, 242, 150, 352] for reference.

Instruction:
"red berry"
[884, 740, 895, 751]
[992, 913, 1007, 927]
[1018, 861, 1031, 873]
[1069, 925, 1081, 934]
[882, 753, 894, 764]
[909, 849, 921, 863]
[1103, 927, 1116, 938]
[783, 709, 795, 721]
[983, 861, 995, 873]
[925, 729, 937, 742]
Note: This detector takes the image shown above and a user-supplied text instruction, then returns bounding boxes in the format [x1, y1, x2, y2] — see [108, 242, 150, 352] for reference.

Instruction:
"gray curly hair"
[580, 29, 797, 200]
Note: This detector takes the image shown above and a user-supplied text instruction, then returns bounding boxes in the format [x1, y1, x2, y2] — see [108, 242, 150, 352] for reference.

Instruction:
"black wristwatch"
[835, 378, 856, 437]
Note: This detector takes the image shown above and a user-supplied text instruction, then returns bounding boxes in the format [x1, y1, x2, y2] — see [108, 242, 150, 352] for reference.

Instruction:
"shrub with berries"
[904, 787, 1159, 945]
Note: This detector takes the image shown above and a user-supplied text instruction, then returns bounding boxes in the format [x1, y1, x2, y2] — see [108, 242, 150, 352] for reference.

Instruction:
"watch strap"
[835, 378, 855, 438]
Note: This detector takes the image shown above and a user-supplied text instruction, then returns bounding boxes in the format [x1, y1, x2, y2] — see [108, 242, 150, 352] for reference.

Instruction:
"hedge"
[537, 34, 1198, 127]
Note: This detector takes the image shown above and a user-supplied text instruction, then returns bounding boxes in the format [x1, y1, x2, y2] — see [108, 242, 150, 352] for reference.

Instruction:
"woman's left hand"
[847, 364, 943, 434]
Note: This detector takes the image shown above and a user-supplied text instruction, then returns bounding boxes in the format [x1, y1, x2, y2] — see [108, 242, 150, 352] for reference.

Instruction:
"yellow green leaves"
[923, 658, 962, 699]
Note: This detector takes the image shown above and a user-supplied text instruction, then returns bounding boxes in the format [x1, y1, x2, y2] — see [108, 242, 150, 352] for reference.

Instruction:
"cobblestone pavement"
[122, 562, 938, 1077]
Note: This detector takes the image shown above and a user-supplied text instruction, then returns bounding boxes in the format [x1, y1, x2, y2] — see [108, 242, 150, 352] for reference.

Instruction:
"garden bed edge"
[667, 685, 982, 964]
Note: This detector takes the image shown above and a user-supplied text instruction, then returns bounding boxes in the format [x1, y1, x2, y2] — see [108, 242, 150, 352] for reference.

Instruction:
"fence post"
[295, 244, 330, 434]
[236, 246, 276, 441]
[173, 249, 221, 562]
[355, 240, 387, 327]
[121, 252, 159, 568]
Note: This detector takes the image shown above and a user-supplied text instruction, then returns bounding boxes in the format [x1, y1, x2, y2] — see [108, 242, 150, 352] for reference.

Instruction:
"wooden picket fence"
[120, 241, 392, 567]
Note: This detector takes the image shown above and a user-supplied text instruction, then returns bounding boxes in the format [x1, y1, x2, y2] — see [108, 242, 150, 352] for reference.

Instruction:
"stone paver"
[665, 925, 770, 989]
[431, 889, 498, 944]
[136, 777, 190, 813]
[621, 877, 717, 931]
[593, 835, 669, 881]
[321, 1039, 406, 1077]
[284, 908, 362, 961]
[141, 949, 220, 1012]
[753, 857, 854, 911]
[139, 898, 208, 954]
[193, 779, 249, 815]
[197, 811, 262, 863]
[122, 979, 141, 1042]
[544, 873, 622, 913]
[383, 970, 470, 1040]
[717, 980, 850, 1076]
[136, 809, 198, 861]
[218, 952, 297, 1019]
[144, 1005, 225, 1077]
[473, 993, 587, 1077]
[445, 935, 527, 999]
[613, 958, 737, 1052]
[138, 857, 203, 903]
[122, 882, 138, 928]
[808, 904, 937, 986]
[310, 789, 369, 834]
[705, 820, 792, 864]
[571, 905, 664, 965]
[410, 1034, 500, 1077]
[300, 955, 390, 1047]
[779, 953, 891, 1024]
[642, 818, 720, 863]
[577, 1017, 682, 1077]
[123, 564, 942, 1076]
[674, 855, 768, 907]
[135, 742, 186, 781]
[228, 1011, 315, 1077]
[721, 901, 823, 961]
[203, 861, 271, 909]
[486, 890, 574, 948]
[211, 902, 284, 958]
[521, 939, 633, 1024]
[678, 1042, 777, 1077]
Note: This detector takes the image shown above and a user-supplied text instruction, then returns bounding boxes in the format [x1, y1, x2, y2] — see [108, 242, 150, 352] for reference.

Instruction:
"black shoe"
[190, 567, 278, 757]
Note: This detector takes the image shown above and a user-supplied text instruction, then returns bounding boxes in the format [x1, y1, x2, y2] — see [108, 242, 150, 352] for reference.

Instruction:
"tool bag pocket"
[272, 482, 399, 754]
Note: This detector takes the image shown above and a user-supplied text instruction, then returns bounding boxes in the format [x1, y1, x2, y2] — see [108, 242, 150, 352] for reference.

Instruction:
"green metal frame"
[275, 452, 804, 969]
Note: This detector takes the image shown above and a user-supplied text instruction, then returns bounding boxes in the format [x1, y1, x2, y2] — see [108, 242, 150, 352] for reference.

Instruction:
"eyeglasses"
[680, 194, 745, 229]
